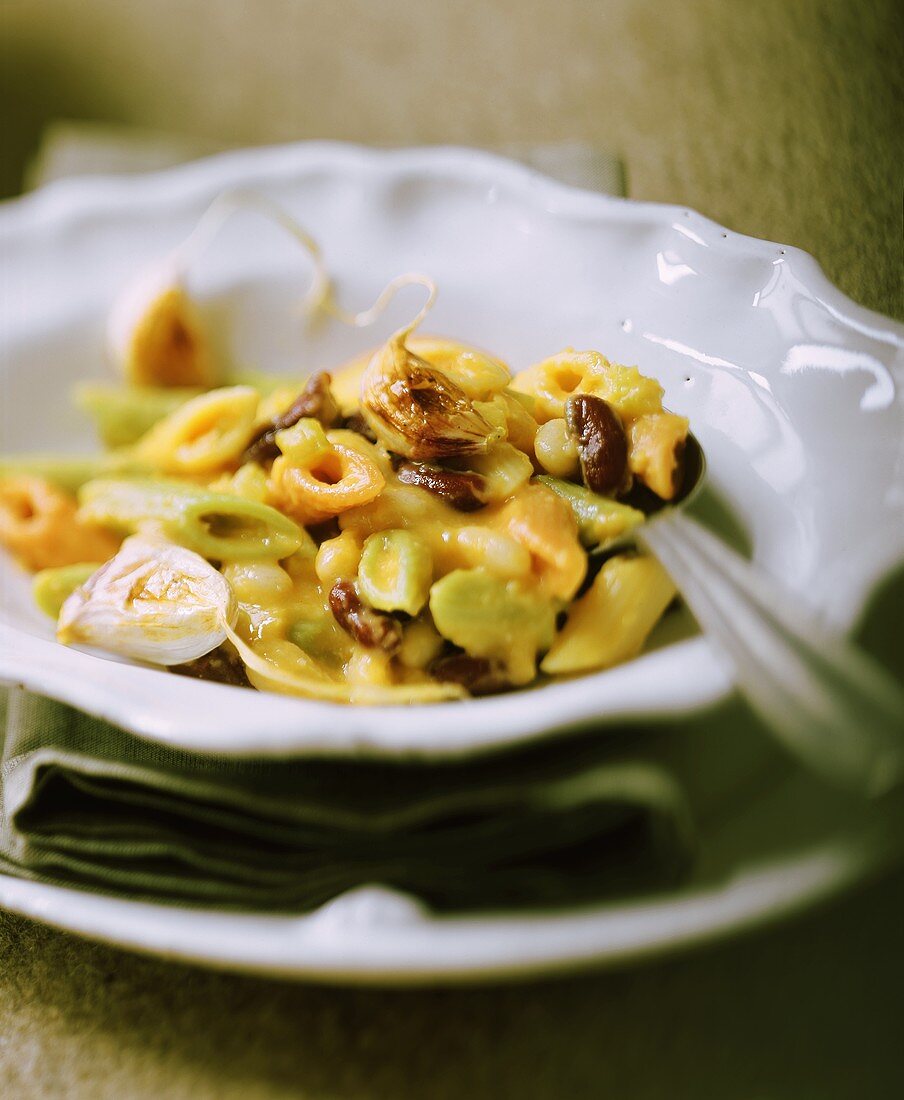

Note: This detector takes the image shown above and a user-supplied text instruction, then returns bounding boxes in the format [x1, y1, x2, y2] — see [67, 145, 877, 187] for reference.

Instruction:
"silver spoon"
[607, 434, 904, 797]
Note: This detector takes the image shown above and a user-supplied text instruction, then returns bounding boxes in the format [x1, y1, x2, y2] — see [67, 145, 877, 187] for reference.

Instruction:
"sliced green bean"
[537, 475, 645, 547]
[0, 452, 149, 493]
[358, 529, 433, 615]
[276, 418, 331, 465]
[74, 383, 202, 448]
[429, 567, 556, 683]
[33, 562, 103, 618]
[78, 478, 304, 561]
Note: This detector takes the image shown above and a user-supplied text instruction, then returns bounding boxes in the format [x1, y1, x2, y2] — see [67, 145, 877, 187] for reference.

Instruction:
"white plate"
[0, 745, 902, 985]
[1, 143, 903, 983]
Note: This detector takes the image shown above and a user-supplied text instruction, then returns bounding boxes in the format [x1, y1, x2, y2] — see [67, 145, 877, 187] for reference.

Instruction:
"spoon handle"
[638, 511, 904, 796]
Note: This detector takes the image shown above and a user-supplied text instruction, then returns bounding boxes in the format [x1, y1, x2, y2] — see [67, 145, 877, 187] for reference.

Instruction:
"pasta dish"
[0, 195, 690, 705]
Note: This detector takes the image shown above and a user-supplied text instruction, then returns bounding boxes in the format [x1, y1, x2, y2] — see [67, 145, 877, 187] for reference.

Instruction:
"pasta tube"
[133, 386, 260, 475]
[78, 478, 305, 561]
[269, 430, 385, 525]
[358, 529, 433, 615]
[512, 350, 664, 424]
[541, 555, 676, 674]
[0, 475, 120, 571]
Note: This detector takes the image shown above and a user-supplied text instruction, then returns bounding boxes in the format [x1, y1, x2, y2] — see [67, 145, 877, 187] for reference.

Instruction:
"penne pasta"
[541, 555, 677, 674]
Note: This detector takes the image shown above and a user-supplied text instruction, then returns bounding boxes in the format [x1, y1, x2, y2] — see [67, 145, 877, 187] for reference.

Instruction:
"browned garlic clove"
[359, 336, 503, 461]
[107, 259, 218, 389]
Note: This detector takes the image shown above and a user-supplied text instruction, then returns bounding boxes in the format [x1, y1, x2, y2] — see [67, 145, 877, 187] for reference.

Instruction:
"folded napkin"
[1, 133, 693, 914]
[0, 688, 694, 911]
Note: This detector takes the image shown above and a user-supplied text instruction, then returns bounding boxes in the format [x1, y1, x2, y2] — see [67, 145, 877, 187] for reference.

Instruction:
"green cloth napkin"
[0, 137, 694, 914]
[0, 687, 694, 911]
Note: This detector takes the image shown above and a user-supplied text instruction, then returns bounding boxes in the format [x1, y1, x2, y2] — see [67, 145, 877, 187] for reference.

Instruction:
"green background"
[1, 1, 902, 1096]
[2, 0, 902, 321]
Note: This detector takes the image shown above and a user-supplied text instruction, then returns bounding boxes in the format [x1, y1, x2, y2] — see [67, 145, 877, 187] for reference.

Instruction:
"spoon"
[612, 433, 904, 797]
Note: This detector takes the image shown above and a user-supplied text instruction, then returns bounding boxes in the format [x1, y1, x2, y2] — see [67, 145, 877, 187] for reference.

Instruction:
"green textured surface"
[1, 1, 903, 1097]
[0, 869, 901, 1100]
[1, 0, 902, 321]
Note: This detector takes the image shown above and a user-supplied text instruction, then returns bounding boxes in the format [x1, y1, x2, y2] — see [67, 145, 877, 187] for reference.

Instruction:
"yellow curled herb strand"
[173, 188, 335, 322]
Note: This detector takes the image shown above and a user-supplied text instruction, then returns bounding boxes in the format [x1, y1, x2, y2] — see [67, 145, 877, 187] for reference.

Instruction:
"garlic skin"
[57, 534, 237, 665]
[360, 337, 502, 461]
[107, 258, 217, 388]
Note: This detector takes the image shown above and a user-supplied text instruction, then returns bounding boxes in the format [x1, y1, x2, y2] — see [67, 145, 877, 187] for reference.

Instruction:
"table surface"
[1, 1, 902, 1097]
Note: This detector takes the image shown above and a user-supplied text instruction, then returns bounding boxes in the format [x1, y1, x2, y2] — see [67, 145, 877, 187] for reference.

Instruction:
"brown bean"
[340, 412, 378, 442]
[170, 646, 252, 688]
[430, 654, 509, 696]
[328, 580, 402, 652]
[564, 393, 628, 495]
[243, 372, 340, 464]
[395, 461, 487, 512]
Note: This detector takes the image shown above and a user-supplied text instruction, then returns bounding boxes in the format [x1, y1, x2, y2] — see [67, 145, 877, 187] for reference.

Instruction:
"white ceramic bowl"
[2, 143, 902, 758]
[2, 143, 903, 983]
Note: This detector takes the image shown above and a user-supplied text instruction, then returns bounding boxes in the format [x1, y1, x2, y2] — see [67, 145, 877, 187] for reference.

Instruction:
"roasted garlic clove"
[359, 336, 503, 461]
[57, 534, 237, 665]
[107, 258, 218, 388]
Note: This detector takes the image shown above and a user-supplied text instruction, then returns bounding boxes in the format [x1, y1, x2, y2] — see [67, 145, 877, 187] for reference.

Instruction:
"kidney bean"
[170, 646, 252, 688]
[395, 461, 487, 512]
[328, 580, 402, 652]
[430, 653, 509, 695]
[243, 371, 340, 464]
[340, 412, 378, 442]
[564, 393, 628, 495]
